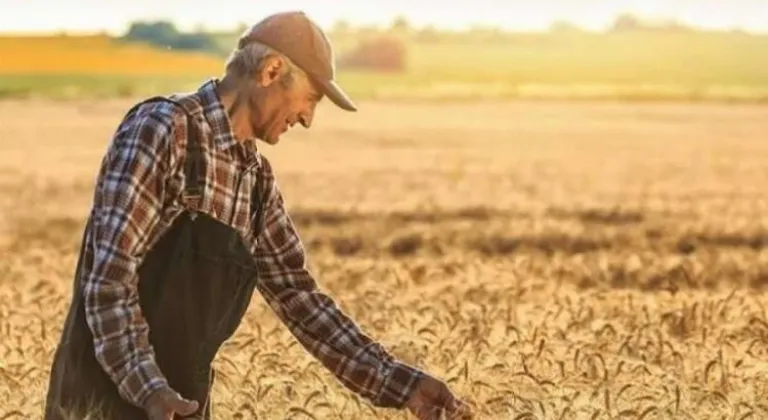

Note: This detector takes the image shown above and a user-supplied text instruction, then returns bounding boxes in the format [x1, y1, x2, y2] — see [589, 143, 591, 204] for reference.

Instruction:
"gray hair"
[224, 41, 305, 86]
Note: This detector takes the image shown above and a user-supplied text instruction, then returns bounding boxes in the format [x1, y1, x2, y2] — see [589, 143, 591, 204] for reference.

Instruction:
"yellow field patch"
[0, 35, 222, 76]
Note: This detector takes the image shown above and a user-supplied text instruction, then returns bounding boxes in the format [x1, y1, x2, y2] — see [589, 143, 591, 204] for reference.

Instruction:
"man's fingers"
[410, 376, 472, 420]
[168, 393, 199, 416]
[414, 404, 442, 420]
[444, 396, 464, 411]
[437, 383, 460, 410]
[146, 407, 171, 420]
[436, 384, 472, 419]
[446, 400, 473, 420]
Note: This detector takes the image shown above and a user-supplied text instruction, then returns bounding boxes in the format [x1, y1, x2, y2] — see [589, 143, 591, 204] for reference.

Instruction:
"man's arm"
[250, 175, 424, 408]
[82, 109, 174, 408]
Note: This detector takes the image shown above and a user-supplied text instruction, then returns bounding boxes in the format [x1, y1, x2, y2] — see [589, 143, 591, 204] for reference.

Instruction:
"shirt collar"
[196, 78, 260, 161]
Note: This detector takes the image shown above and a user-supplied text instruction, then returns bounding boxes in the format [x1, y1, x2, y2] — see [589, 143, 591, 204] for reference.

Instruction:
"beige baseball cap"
[238, 11, 357, 112]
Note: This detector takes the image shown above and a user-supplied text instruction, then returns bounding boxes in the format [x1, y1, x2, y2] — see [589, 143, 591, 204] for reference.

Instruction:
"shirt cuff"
[117, 358, 169, 409]
[374, 361, 425, 408]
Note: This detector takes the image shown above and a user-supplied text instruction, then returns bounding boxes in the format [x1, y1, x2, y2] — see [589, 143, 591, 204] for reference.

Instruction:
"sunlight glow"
[0, 0, 766, 34]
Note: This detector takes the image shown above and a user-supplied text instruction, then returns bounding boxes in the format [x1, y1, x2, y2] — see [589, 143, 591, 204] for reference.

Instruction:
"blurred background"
[2, 2, 768, 419]
[1, 0, 767, 101]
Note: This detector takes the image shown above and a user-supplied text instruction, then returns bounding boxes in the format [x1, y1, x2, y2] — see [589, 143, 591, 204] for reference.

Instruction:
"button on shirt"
[80, 79, 423, 410]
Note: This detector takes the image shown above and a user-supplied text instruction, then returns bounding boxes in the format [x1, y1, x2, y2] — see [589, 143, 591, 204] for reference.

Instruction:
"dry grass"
[1, 98, 767, 419]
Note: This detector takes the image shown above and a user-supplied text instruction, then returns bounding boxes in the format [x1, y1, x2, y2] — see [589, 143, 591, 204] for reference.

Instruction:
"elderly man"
[43, 10, 471, 420]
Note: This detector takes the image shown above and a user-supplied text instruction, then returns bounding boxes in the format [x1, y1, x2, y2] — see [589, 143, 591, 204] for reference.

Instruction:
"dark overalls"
[43, 97, 265, 419]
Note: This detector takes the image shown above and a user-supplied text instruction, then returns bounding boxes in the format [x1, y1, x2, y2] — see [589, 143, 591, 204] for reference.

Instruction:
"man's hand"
[405, 374, 473, 420]
[144, 386, 199, 420]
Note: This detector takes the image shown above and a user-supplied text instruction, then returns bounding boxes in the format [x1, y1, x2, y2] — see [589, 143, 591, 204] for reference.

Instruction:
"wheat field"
[1, 97, 767, 419]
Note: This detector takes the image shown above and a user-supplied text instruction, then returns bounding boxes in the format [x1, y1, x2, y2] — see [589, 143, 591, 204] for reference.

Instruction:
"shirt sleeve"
[250, 174, 424, 409]
[82, 108, 174, 408]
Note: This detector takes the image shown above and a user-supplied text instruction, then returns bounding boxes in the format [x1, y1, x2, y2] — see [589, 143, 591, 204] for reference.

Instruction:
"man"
[44, 10, 472, 420]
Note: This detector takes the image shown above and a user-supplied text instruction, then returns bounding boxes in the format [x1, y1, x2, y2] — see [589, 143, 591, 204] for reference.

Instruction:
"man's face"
[249, 62, 323, 145]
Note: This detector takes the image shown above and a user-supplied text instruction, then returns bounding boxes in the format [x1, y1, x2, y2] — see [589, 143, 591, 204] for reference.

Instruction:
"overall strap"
[122, 95, 206, 213]
[180, 107, 204, 213]
[250, 161, 267, 238]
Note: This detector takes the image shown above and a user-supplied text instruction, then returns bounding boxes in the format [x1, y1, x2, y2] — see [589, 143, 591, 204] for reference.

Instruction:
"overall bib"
[44, 97, 265, 420]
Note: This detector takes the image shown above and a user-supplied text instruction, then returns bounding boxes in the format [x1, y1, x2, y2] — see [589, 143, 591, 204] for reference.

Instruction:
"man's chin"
[256, 133, 280, 145]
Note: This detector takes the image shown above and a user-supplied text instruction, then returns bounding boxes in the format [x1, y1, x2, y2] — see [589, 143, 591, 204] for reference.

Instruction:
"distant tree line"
[119, 19, 410, 71]
[118, 15, 752, 73]
[121, 12, 713, 52]
[120, 21, 224, 55]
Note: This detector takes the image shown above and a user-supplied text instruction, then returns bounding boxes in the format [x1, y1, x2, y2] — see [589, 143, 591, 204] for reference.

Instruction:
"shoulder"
[111, 95, 206, 156]
[122, 95, 205, 134]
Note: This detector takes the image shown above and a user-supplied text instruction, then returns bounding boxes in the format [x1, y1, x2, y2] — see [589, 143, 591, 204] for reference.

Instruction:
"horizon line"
[1, 19, 767, 37]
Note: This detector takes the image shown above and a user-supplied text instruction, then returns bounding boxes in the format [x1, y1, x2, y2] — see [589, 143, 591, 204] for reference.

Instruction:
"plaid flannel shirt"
[80, 79, 423, 410]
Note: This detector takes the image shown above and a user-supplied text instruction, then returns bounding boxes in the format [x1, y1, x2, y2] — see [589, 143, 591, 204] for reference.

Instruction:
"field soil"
[1, 98, 767, 419]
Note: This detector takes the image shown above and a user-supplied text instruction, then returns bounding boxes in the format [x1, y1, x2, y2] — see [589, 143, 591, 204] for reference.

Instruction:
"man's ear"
[256, 54, 286, 87]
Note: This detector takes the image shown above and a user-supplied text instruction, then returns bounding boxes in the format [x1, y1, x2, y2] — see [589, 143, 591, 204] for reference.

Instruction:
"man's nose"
[299, 111, 313, 128]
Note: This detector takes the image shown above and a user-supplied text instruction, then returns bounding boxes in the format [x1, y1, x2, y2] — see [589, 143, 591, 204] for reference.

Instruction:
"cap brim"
[318, 79, 357, 112]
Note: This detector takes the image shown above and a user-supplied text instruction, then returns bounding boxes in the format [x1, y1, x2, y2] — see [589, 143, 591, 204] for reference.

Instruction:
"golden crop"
[0, 35, 222, 76]
[1, 98, 767, 419]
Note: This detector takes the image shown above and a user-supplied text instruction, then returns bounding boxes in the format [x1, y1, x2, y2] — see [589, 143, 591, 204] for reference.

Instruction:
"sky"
[1, 0, 767, 34]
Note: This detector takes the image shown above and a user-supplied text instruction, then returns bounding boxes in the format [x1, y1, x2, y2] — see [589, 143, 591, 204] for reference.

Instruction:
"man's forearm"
[252, 172, 423, 408]
[256, 269, 424, 408]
